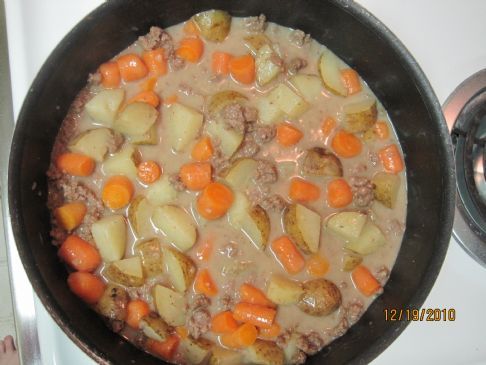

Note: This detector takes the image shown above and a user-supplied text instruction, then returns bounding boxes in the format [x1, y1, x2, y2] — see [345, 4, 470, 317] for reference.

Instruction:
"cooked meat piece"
[233, 135, 260, 159]
[259, 194, 287, 212]
[190, 294, 211, 310]
[291, 350, 307, 365]
[276, 329, 292, 348]
[168, 173, 186, 192]
[287, 57, 308, 74]
[218, 242, 239, 258]
[345, 299, 364, 325]
[329, 316, 349, 338]
[244, 14, 267, 33]
[250, 124, 276, 144]
[108, 319, 125, 333]
[87, 72, 101, 85]
[106, 130, 125, 154]
[138, 26, 171, 50]
[296, 331, 325, 355]
[289, 29, 310, 47]
[243, 106, 258, 122]
[222, 103, 247, 133]
[169, 56, 186, 71]
[211, 148, 232, 174]
[255, 160, 278, 185]
[374, 266, 390, 286]
[351, 163, 368, 174]
[187, 306, 211, 339]
[368, 151, 379, 166]
[349, 176, 374, 207]
[217, 293, 236, 312]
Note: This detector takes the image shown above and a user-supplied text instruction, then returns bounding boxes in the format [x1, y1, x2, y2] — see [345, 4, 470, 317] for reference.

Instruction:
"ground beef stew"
[47, 11, 407, 365]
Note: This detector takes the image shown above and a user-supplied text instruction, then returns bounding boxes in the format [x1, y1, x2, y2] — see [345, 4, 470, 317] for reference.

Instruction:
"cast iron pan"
[8, 0, 455, 363]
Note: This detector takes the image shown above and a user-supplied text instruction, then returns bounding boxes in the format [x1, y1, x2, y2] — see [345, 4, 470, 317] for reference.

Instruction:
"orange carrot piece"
[117, 53, 149, 82]
[194, 268, 218, 297]
[140, 76, 157, 92]
[271, 236, 305, 275]
[331, 130, 362, 158]
[56, 152, 95, 177]
[101, 175, 134, 210]
[191, 136, 214, 161]
[341, 68, 362, 95]
[233, 303, 276, 329]
[195, 240, 213, 262]
[352, 265, 382, 296]
[58, 235, 101, 272]
[220, 323, 258, 349]
[126, 300, 151, 329]
[240, 284, 275, 308]
[137, 160, 162, 184]
[378, 144, 404, 174]
[54, 202, 87, 231]
[175, 326, 189, 340]
[196, 182, 234, 220]
[321, 117, 336, 137]
[306, 254, 330, 277]
[211, 311, 239, 334]
[374, 121, 390, 139]
[142, 48, 168, 77]
[327, 178, 353, 208]
[179, 162, 212, 191]
[212, 52, 233, 76]
[183, 20, 200, 36]
[289, 177, 320, 202]
[276, 123, 304, 146]
[229, 54, 255, 84]
[128, 90, 160, 108]
[259, 322, 281, 339]
[176, 37, 204, 63]
[99, 61, 121, 88]
[164, 94, 178, 105]
[147, 336, 180, 360]
[67, 272, 105, 304]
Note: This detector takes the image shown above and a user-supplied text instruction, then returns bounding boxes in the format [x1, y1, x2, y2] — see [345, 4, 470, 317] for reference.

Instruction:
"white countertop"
[4, 1, 486, 364]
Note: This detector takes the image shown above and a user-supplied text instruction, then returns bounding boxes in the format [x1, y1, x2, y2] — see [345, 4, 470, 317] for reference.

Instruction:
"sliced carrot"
[276, 123, 304, 147]
[99, 61, 121, 88]
[194, 268, 218, 297]
[147, 335, 180, 360]
[140, 76, 158, 92]
[229, 54, 255, 84]
[196, 182, 234, 220]
[321, 117, 336, 137]
[67, 272, 105, 304]
[233, 303, 276, 329]
[211, 311, 239, 334]
[374, 121, 390, 139]
[183, 20, 200, 36]
[117, 53, 149, 82]
[212, 52, 233, 76]
[126, 300, 151, 329]
[179, 162, 212, 191]
[164, 94, 178, 105]
[240, 284, 275, 308]
[289, 177, 320, 202]
[220, 323, 258, 349]
[175, 326, 189, 340]
[58, 235, 101, 272]
[352, 265, 382, 296]
[327, 178, 353, 208]
[195, 240, 213, 262]
[176, 37, 204, 63]
[378, 144, 404, 174]
[341, 68, 362, 95]
[331, 130, 362, 158]
[191, 136, 214, 162]
[271, 236, 305, 275]
[128, 90, 160, 108]
[306, 254, 330, 277]
[142, 48, 168, 77]
[54, 202, 87, 231]
[56, 153, 95, 177]
[137, 160, 162, 184]
[259, 322, 281, 339]
[101, 175, 134, 210]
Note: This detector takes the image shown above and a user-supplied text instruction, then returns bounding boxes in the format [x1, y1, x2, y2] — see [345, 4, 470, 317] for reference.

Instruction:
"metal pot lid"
[443, 69, 486, 267]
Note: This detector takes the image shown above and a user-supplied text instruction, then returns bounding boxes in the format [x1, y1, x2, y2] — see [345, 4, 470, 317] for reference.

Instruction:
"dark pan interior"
[8, 0, 455, 364]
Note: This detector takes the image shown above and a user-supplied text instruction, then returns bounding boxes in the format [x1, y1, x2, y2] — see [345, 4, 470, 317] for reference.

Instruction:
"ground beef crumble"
[168, 173, 187, 192]
[138, 26, 185, 70]
[187, 295, 211, 339]
[259, 194, 287, 212]
[349, 176, 374, 207]
[289, 29, 311, 47]
[296, 331, 325, 355]
[255, 160, 278, 185]
[244, 14, 267, 33]
[287, 57, 308, 74]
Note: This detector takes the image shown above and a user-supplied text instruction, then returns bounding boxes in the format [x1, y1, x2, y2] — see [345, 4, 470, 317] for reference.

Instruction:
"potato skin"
[302, 147, 343, 177]
[245, 339, 284, 365]
[297, 279, 342, 316]
[193, 10, 232, 42]
[249, 204, 271, 248]
[208, 90, 247, 115]
[135, 238, 164, 278]
[104, 262, 145, 287]
[342, 252, 363, 272]
[343, 101, 377, 133]
[97, 284, 129, 321]
[372, 172, 400, 208]
[140, 313, 171, 342]
[283, 204, 309, 254]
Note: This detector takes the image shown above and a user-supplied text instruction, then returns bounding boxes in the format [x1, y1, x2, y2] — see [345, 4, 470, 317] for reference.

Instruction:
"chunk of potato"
[104, 256, 145, 287]
[344, 219, 386, 255]
[302, 147, 342, 177]
[153, 284, 186, 326]
[85, 88, 125, 125]
[206, 119, 244, 158]
[297, 278, 342, 316]
[102, 144, 139, 179]
[68, 128, 122, 162]
[166, 103, 204, 152]
[289, 74, 323, 102]
[244, 34, 271, 54]
[266, 274, 303, 305]
[163, 247, 196, 292]
[257, 95, 285, 125]
[318, 49, 347, 96]
[244, 339, 284, 365]
[372, 172, 400, 208]
[135, 238, 164, 277]
[193, 10, 231, 42]
[283, 204, 321, 254]
[129, 125, 158, 145]
[139, 314, 170, 342]
[145, 176, 179, 206]
[342, 98, 377, 133]
[208, 91, 248, 116]
[113, 102, 158, 136]
[96, 284, 128, 320]
[342, 252, 363, 271]
[180, 337, 214, 365]
[152, 205, 197, 251]
[326, 211, 367, 242]
[255, 44, 283, 86]
[223, 158, 258, 190]
[268, 83, 308, 119]
[209, 346, 243, 365]
[91, 215, 127, 262]
[128, 196, 155, 239]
